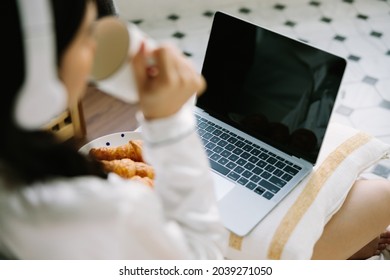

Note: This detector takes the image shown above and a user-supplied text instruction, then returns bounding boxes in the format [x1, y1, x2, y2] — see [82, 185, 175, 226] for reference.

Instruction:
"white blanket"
[223, 122, 390, 259]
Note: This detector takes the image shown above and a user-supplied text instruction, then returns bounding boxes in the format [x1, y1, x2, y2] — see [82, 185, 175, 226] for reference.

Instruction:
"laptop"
[195, 11, 347, 236]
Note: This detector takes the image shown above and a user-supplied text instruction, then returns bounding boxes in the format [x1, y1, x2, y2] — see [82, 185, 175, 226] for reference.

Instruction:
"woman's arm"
[138, 104, 227, 259]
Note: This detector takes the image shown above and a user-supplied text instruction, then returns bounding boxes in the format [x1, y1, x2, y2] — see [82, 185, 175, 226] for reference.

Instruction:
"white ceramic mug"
[91, 17, 156, 103]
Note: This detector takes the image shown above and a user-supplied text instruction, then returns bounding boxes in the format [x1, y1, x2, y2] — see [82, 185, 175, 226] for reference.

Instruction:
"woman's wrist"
[137, 102, 196, 146]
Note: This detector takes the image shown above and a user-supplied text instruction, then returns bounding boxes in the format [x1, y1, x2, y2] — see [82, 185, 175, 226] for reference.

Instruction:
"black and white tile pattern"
[116, 0, 390, 178]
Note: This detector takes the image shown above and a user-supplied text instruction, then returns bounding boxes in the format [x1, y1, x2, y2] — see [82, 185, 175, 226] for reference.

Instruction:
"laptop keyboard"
[195, 114, 302, 200]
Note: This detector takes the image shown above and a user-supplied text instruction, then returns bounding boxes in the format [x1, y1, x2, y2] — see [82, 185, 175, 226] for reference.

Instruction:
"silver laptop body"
[195, 11, 346, 236]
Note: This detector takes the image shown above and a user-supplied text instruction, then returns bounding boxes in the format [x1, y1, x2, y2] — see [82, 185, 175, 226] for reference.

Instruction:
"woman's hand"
[132, 42, 206, 120]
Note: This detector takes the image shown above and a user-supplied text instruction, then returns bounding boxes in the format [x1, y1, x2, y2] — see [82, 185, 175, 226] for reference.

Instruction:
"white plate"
[78, 131, 142, 155]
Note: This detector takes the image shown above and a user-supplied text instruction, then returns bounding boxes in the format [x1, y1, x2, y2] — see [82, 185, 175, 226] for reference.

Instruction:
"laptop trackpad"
[212, 173, 235, 200]
[218, 186, 275, 236]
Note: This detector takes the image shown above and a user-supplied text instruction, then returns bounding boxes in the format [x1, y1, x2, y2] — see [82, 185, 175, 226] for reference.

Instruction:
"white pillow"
[224, 122, 390, 259]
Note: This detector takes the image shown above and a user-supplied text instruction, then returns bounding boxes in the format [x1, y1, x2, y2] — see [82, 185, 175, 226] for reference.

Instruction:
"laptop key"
[258, 179, 280, 194]
[254, 187, 265, 195]
[269, 152, 277, 157]
[238, 177, 249, 186]
[212, 129, 223, 136]
[265, 165, 276, 172]
[284, 165, 299, 176]
[220, 133, 230, 140]
[282, 173, 293, 181]
[198, 122, 208, 129]
[217, 140, 228, 147]
[273, 169, 284, 177]
[248, 156, 259, 164]
[203, 132, 213, 140]
[220, 150, 231, 158]
[197, 129, 206, 137]
[250, 174, 261, 183]
[225, 144, 235, 151]
[246, 182, 257, 190]
[275, 161, 286, 169]
[242, 144, 253, 152]
[260, 171, 272, 179]
[205, 126, 216, 133]
[209, 160, 230, 175]
[227, 172, 240, 181]
[241, 152, 251, 159]
[276, 156, 285, 162]
[269, 176, 287, 188]
[266, 157, 277, 164]
[226, 161, 237, 169]
[256, 160, 267, 168]
[242, 170, 253, 178]
[263, 191, 274, 200]
[227, 137, 237, 144]
[232, 148, 243, 155]
[228, 154, 239, 161]
[234, 166, 245, 174]
[218, 158, 229, 165]
[210, 154, 221, 161]
[293, 164, 302, 170]
[205, 142, 216, 149]
[244, 162, 255, 171]
[236, 141, 245, 148]
[259, 153, 269, 160]
[252, 167, 263, 175]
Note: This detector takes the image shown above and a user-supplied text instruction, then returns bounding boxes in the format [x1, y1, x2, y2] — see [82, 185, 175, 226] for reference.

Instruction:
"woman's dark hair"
[1, 0, 106, 185]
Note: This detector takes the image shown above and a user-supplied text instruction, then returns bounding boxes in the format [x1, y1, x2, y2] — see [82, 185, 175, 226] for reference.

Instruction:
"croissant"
[130, 175, 154, 187]
[89, 140, 144, 162]
[101, 158, 155, 180]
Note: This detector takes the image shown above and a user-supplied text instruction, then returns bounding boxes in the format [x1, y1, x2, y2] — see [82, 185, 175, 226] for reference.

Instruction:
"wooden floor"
[73, 85, 140, 148]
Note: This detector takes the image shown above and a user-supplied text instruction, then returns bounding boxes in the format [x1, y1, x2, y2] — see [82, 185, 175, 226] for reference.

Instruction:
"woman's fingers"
[132, 42, 207, 120]
[131, 42, 148, 91]
[173, 48, 206, 97]
[134, 42, 205, 95]
[378, 230, 390, 245]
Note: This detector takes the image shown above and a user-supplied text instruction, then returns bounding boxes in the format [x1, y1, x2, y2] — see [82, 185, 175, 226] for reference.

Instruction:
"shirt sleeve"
[136, 102, 228, 259]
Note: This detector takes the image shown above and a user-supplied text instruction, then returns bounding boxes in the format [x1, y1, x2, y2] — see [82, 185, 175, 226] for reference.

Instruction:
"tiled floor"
[116, 0, 390, 178]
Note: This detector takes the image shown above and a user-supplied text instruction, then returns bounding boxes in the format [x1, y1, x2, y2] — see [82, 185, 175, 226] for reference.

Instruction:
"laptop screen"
[197, 12, 346, 164]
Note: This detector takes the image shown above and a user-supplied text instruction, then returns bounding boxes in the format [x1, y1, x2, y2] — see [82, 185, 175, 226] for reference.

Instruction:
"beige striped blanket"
[223, 122, 390, 259]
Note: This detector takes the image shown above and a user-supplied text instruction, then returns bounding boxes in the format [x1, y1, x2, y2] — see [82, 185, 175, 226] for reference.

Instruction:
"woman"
[1, 0, 389, 260]
[0, 0, 226, 259]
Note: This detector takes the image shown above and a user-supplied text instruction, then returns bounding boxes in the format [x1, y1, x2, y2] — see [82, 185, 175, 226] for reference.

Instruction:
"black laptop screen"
[197, 12, 346, 164]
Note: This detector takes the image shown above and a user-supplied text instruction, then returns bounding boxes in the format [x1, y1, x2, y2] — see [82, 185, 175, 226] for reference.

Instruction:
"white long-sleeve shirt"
[0, 106, 227, 259]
